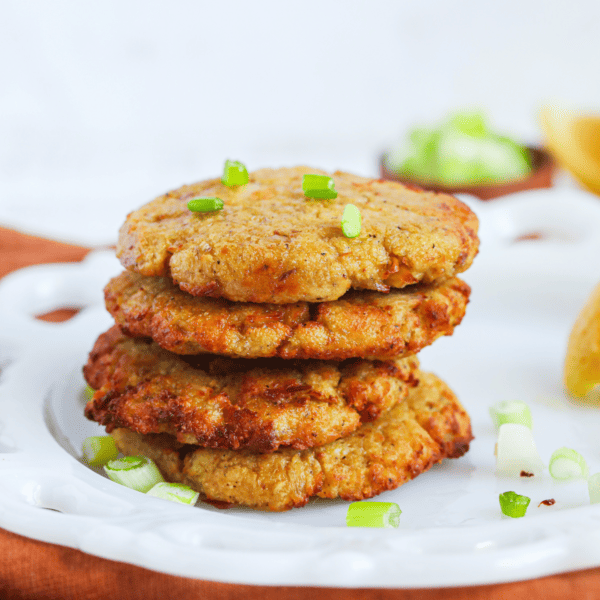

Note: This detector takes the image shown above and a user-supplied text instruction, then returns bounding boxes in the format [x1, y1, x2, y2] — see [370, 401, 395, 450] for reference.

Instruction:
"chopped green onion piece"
[187, 197, 224, 212]
[84, 384, 95, 399]
[147, 482, 200, 505]
[489, 400, 532, 429]
[496, 423, 544, 477]
[499, 491, 530, 518]
[346, 501, 401, 528]
[588, 473, 600, 503]
[104, 455, 164, 493]
[82, 436, 119, 467]
[302, 174, 338, 199]
[341, 204, 361, 238]
[448, 110, 488, 138]
[549, 447, 589, 480]
[385, 110, 532, 186]
[222, 160, 249, 186]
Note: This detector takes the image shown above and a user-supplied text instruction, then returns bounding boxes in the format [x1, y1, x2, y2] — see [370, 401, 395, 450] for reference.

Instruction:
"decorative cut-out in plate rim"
[2, 185, 600, 587]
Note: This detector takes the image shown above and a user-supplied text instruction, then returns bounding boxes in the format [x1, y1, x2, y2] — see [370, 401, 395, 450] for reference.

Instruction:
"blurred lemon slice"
[540, 105, 600, 195]
[565, 282, 600, 398]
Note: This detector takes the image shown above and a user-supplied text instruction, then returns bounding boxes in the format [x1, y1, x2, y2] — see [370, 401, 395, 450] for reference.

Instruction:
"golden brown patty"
[110, 371, 472, 511]
[84, 326, 419, 453]
[106, 271, 470, 360]
[117, 167, 479, 303]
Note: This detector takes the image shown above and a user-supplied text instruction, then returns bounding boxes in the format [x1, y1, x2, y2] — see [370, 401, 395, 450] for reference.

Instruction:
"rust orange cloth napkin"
[1, 226, 599, 600]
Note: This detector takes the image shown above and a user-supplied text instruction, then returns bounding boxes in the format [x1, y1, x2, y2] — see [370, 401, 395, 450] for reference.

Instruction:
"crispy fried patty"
[110, 371, 472, 511]
[84, 326, 419, 453]
[106, 271, 470, 360]
[117, 167, 479, 304]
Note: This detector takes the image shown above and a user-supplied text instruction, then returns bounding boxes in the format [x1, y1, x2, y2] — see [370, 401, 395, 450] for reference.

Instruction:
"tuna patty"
[117, 166, 479, 304]
[109, 371, 472, 511]
[84, 326, 419, 453]
[106, 271, 470, 360]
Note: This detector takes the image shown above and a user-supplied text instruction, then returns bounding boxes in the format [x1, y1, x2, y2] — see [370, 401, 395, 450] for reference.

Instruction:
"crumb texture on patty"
[84, 326, 419, 453]
[106, 271, 470, 360]
[110, 371, 473, 511]
[117, 167, 479, 303]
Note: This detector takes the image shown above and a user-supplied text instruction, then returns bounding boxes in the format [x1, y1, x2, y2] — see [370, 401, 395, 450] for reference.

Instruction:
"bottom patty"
[110, 371, 472, 511]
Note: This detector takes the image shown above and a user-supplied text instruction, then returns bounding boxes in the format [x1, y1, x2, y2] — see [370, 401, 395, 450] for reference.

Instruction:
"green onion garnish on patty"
[346, 501, 401, 528]
[147, 482, 200, 505]
[341, 204, 361, 238]
[82, 436, 119, 467]
[490, 400, 532, 429]
[187, 197, 224, 212]
[84, 384, 95, 400]
[499, 491, 530, 518]
[222, 160, 249, 186]
[549, 447, 589, 480]
[104, 455, 164, 493]
[302, 174, 338, 199]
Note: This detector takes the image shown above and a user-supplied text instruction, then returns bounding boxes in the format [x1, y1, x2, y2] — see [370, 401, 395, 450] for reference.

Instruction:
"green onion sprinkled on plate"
[222, 160, 249, 186]
[499, 491, 530, 518]
[346, 501, 401, 528]
[104, 455, 164, 493]
[548, 447, 589, 480]
[489, 400, 532, 429]
[82, 436, 119, 467]
[495, 423, 544, 477]
[147, 482, 200, 506]
[187, 197, 224, 212]
[302, 174, 338, 199]
[341, 204, 361, 238]
[588, 473, 600, 503]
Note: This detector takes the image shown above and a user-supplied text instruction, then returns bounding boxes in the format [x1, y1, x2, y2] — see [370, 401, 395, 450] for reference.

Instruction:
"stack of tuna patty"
[83, 166, 479, 511]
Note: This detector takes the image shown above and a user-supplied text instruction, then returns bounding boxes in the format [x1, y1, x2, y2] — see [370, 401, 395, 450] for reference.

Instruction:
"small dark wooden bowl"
[379, 146, 555, 200]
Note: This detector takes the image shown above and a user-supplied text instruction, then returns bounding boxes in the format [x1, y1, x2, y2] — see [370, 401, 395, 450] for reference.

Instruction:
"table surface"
[2, 225, 600, 600]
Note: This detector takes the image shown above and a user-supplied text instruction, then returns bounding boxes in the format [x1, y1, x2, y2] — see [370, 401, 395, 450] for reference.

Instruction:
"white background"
[1, 0, 598, 246]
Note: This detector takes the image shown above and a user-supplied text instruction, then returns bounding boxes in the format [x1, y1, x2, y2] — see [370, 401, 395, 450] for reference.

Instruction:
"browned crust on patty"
[116, 167, 479, 303]
[84, 326, 419, 453]
[110, 371, 473, 511]
[106, 271, 471, 360]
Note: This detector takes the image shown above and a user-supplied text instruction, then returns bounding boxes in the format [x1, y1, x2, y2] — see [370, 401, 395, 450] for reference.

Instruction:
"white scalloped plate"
[2, 186, 600, 588]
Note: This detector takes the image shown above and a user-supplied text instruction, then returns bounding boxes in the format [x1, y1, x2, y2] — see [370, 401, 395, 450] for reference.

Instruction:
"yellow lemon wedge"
[565, 282, 600, 398]
[540, 105, 600, 196]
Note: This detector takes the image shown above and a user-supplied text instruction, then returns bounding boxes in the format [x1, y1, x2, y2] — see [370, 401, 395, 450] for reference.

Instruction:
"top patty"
[117, 166, 479, 303]
[106, 271, 470, 360]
